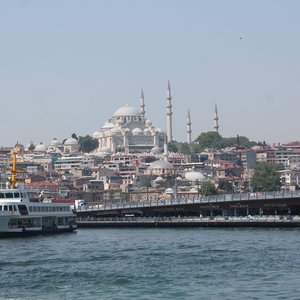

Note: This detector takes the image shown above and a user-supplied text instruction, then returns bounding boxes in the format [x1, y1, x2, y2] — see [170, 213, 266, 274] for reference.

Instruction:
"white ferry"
[0, 143, 77, 237]
[0, 185, 77, 237]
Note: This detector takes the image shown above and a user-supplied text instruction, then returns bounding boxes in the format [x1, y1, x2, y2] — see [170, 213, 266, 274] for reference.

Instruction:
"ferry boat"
[0, 144, 77, 237]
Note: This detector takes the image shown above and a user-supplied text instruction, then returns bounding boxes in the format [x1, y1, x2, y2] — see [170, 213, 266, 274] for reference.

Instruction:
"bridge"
[75, 190, 300, 218]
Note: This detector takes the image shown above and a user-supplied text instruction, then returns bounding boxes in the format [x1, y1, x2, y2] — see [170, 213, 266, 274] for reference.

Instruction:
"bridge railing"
[75, 190, 300, 212]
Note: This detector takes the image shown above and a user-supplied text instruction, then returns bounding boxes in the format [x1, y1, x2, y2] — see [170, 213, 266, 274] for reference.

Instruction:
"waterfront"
[1, 228, 300, 299]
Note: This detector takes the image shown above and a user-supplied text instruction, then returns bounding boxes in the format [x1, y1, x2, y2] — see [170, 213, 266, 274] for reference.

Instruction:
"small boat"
[0, 144, 77, 237]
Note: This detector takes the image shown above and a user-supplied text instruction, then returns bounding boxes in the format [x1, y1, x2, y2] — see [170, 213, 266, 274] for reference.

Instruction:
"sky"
[0, 0, 300, 147]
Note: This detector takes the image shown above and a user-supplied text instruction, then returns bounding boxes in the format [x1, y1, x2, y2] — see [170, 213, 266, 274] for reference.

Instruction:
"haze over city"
[1, 0, 300, 146]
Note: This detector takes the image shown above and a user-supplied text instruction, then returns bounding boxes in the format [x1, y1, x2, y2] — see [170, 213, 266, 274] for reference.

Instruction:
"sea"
[1, 228, 300, 300]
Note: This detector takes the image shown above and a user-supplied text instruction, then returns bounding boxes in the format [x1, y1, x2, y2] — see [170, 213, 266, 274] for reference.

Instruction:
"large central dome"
[113, 104, 140, 117]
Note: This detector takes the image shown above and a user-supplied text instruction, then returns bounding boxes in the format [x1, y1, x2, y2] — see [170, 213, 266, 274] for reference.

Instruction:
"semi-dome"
[132, 128, 143, 135]
[49, 138, 61, 146]
[110, 127, 122, 135]
[100, 146, 111, 154]
[155, 128, 164, 134]
[92, 131, 99, 138]
[144, 128, 151, 135]
[148, 160, 174, 170]
[151, 146, 162, 154]
[64, 137, 78, 145]
[113, 104, 140, 117]
[35, 143, 47, 152]
[154, 176, 165, 182]
[102, 122, 114, 130]
[165, 188, 174, 194]
[185, 171, 206, 182]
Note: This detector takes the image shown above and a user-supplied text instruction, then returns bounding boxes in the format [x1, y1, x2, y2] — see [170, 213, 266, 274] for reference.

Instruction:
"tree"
[78, 135, 99, 153]
[251, 162, 281, 192]
[71, 133, 78, 140]
[201, 181, 218, 196]
[28, 142, 35, 151]
[218, 180, 233, 193]
[180, 143, 191, 155]
[194, 131, 258, 151]
[168, 142, 178, 153]
[195, 131, 223, 151]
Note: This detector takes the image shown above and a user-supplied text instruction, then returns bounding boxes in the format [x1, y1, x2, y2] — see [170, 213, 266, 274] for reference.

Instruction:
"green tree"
[251, 162, 281, 192]
[28, 142, 35, 151]
[194, 131, 258, 151]
[201, 181, 218, 196]
[195, 131, 223, 151]
[71, 133, 78, 140]
[168, 142, 178, 153]
[180, 143, 191, 155]
[218, 180, 233, 193]
[78, 135, 99, 153]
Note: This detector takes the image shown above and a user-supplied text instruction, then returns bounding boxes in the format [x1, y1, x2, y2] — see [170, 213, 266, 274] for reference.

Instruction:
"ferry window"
[13, 205, 17, 211]
[33, 207, 37, 212]
[14, 193, 20, 198]
[0, 206, 2, 211]
[49, 207, 53, 212]
[29, 207, 33, 212]
[37, 207, 41, 212]
[9, 205, 13, 211]
[4, 206, 8, 211]
[45, 207, 48, 212]
[6, 193, 13, 198]
[0, 193, 5, 198]
[41, 207, 45, 212]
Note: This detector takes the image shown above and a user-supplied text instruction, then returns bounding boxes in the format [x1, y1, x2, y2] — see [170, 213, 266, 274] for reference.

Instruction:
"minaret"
[187, 109, 192, 144]
[166, 80, 173, 143]
[140, 89, 145, 123]
[214, 103, 219, 133]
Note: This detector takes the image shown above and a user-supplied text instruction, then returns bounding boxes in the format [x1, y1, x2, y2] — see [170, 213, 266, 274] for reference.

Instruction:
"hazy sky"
[1, 0, 300, 147]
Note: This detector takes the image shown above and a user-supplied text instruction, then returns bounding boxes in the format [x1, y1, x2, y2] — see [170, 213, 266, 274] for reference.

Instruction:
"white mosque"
[92, 86, 171, 155]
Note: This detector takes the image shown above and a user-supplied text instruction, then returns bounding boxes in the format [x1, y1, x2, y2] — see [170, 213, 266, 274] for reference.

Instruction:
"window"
[0, 193, 5, 198]
[14, 193, 20, 198]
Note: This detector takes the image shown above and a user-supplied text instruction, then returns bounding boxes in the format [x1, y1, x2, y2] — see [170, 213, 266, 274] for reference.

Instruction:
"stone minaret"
[187, 109, 192, 144]
[140, 89, 145, 123]
[214, 103, 219, 133]
[166, 80, 173, 143]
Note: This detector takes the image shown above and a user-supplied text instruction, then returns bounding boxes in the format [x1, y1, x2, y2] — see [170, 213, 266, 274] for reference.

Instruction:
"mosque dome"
[64, 137, 78, 145]
[113, 104, 140, 117]
[26, 142, 36, 150]
[185, 171, 206, 182]
[148, 160, 174, 170]
[101, 122, 115, 130]
[92, 131, 99, 138]
[151, 146, 162, 154]
[145, 119, 152, 127]
[124, 128, 131, 134]
[144, 128, 151, 136]
[132, 128, 143, 135]
[35, 143, 47, 152]
[100, 146, 111, 154]
[155, 128, 164, 134]
[165, 188, 174, 194]
[110, 127, 122, 135]
[49, 138, 61, 146]
[154, 176, 165, 182]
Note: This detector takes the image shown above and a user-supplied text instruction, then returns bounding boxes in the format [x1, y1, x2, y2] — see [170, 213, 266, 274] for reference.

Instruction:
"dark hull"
[0, 226, 77, 238]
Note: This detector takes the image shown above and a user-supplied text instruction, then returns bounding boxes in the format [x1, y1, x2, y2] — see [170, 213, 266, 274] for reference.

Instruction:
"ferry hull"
[0, 225, 77, 238]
